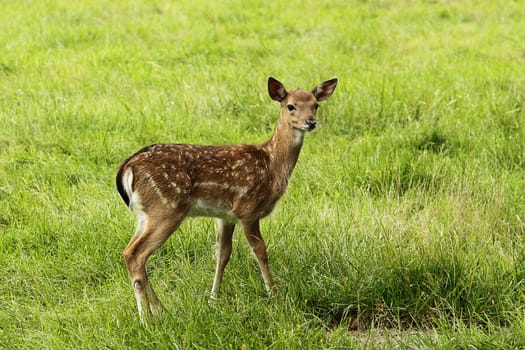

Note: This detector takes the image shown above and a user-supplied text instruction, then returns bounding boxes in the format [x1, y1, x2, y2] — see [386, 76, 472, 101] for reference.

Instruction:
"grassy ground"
[1, 0, 524, 348]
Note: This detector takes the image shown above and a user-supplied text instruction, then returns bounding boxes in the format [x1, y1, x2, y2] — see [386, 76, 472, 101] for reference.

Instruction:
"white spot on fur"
[145, 172, 170, 206]
[232, 159, 245, 169]
[195, 181, 247, 194]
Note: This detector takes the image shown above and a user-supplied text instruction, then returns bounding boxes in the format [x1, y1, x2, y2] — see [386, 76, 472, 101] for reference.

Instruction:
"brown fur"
[116, 77, 338, 322]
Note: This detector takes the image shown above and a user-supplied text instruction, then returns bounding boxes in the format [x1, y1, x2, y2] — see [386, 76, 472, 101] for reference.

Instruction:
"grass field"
[1, 0, 524, 348]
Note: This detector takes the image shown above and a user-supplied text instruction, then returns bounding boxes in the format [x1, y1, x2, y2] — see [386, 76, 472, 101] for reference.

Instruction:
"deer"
[116, 77, 338, 322]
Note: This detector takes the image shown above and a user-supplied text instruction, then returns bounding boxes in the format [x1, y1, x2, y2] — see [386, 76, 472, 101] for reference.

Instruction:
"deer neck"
[263, 113, 305, 189]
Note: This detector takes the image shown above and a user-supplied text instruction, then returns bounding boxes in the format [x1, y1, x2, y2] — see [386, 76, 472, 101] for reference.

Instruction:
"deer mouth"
[303, 117, 317, 131]
[302, 121, 317, 131]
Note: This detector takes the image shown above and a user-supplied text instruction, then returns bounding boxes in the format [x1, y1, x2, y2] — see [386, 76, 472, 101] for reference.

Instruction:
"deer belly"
[188, 199, 237, 221]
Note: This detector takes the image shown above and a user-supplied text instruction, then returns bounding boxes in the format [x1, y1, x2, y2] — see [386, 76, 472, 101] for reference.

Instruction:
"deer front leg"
[210, 219, 235, 301]
[241, 219, 276, 295]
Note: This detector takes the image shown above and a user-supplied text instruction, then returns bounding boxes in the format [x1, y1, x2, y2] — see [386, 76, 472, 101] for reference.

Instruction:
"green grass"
[1, 0, 524, 348]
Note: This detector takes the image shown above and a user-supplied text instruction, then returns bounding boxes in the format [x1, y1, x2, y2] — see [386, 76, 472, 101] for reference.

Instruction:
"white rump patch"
[122, 168, 134, 198]
[122, 168, 144, 212]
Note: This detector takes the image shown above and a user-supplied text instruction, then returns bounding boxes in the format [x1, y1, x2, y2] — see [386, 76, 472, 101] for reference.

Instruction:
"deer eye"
[287, 104, 296, 112]
[314, 103, 320, 110]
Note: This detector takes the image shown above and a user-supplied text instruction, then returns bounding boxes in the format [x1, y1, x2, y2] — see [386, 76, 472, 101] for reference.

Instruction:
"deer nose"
[305, 117, 317, 129]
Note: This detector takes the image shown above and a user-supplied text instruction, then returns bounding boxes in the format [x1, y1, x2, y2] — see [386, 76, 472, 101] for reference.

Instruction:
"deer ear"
[312, 78, 338, 101]
[268, 77, 287, 102]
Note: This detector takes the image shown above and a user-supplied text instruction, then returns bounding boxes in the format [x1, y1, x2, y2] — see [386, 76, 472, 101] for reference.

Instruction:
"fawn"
[116, 77, 338, 321]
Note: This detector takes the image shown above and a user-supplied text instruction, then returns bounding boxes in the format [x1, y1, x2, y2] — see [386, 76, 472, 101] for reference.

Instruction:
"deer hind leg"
[241, 220, 276, 295]
[210, 219, 235, 301]
[123, 209, 186, 323]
